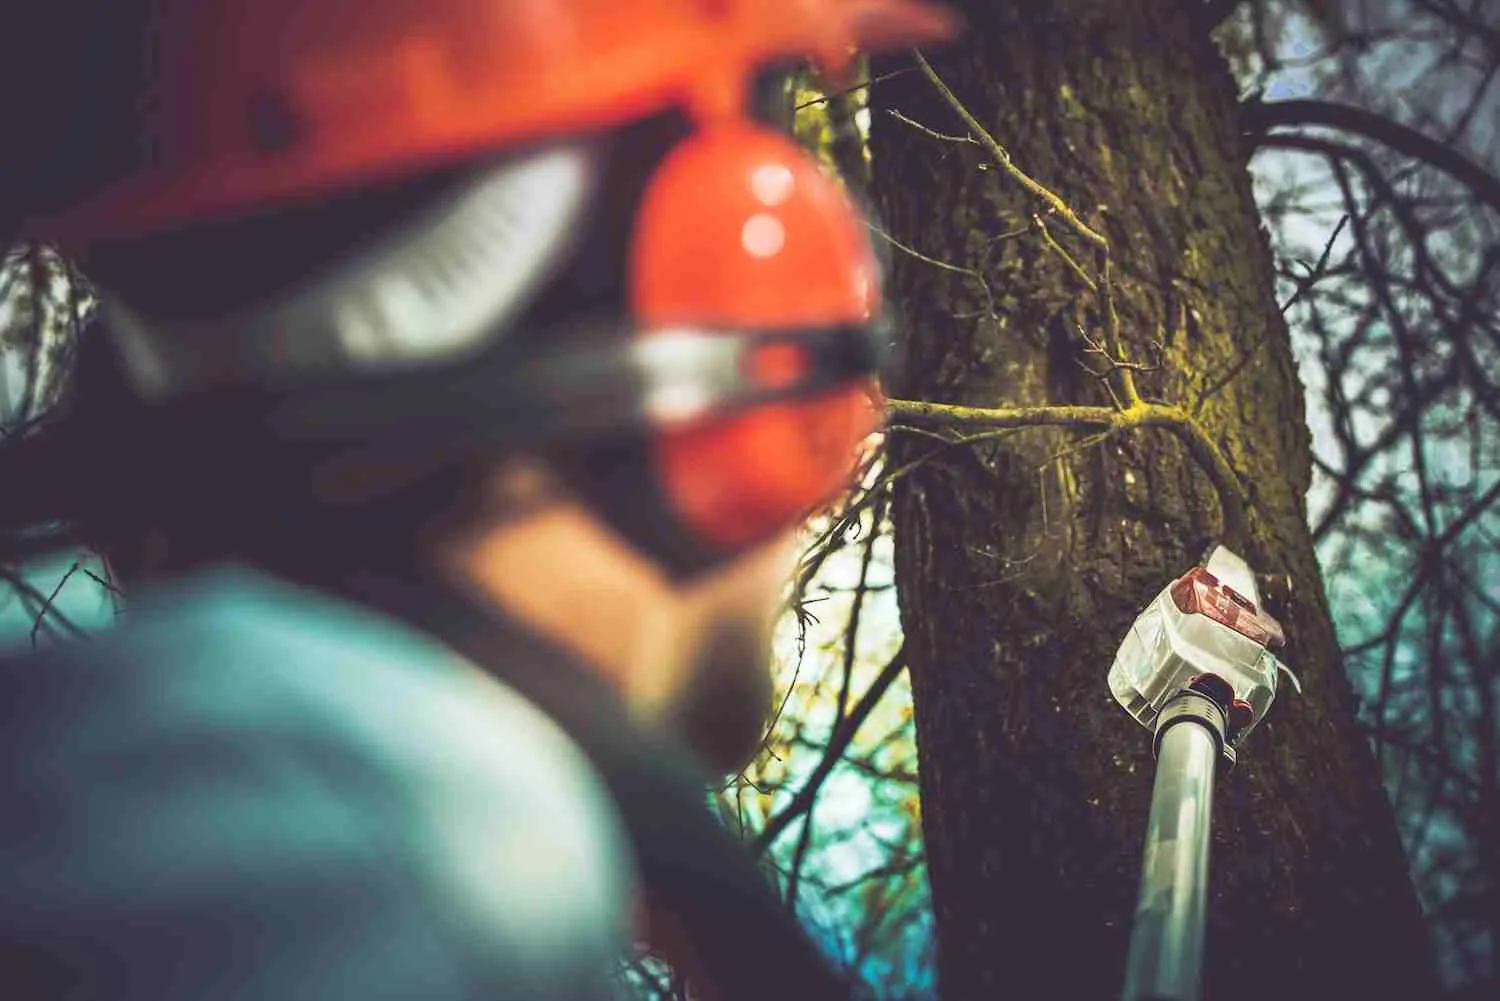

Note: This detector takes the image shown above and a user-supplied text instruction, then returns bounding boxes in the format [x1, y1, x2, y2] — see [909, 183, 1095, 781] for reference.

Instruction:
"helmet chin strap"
[102, 140, 605, 400]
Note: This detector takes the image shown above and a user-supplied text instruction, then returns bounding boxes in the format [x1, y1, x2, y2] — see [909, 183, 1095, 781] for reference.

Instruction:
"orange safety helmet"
[43, 0, 954, 239]
[36, 0, 957, 566]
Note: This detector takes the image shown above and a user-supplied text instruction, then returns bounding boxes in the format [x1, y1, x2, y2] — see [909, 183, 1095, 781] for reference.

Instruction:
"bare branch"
[1247, 99, 1500, 216]
[886, 397, 1251, 543]
[914, 51, 1110, 249]
[755, 648, 907, 856]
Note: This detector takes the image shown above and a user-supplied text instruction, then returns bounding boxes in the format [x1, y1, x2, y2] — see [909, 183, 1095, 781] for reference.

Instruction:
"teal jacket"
[0, 565, 635, 1000]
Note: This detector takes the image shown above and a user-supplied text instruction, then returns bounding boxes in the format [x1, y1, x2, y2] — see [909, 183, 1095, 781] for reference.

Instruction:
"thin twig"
[1195, 214, 1350, 410]
[31, 561, 81, 647]
[915, 51, 1109, 249]
[793, 68, 913, 112]
[867, 221, 996, 318]
[1033, 213, 1098, 293]
[1099, 255, 1141, 406]
[886, 107, 977, 145]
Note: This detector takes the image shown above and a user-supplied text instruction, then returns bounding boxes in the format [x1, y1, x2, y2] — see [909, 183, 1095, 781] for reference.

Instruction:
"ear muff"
[655, 385, 878, 551]
[630, 122, 882, 554]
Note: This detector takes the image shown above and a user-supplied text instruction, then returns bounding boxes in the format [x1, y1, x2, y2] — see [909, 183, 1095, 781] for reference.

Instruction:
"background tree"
[866, 1, 1436, 999]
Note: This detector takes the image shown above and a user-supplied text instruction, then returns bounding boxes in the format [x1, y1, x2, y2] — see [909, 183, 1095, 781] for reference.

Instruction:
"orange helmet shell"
[631, 124, 880, 329]
[39, 0, 955, 242]
[631, 124, 883, 550]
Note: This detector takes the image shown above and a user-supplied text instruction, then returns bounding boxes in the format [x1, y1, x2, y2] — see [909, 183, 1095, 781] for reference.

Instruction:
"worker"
[0, 2, 956, 999]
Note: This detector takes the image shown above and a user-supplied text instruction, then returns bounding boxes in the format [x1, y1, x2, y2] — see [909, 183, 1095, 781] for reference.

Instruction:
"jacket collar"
[331, 567, 854, 1001]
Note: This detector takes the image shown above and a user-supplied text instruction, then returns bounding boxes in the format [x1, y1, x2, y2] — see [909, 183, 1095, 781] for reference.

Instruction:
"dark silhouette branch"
[755, 647, 907, 856]
[1247, 98, 1500, 216]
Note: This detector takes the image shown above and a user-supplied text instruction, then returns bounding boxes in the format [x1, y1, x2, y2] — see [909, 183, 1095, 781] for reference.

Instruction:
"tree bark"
[868, 3, 1438, 999]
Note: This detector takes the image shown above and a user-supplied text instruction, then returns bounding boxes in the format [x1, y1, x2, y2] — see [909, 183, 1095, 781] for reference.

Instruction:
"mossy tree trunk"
[868, 3, 1437, 999]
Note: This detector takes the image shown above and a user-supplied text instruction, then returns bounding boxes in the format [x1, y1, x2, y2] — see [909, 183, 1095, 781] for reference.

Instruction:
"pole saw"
[1108, 545, 1301, 1001]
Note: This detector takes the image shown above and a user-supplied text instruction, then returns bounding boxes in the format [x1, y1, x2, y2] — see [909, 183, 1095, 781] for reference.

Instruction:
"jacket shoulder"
[0, 567, 635, 1001]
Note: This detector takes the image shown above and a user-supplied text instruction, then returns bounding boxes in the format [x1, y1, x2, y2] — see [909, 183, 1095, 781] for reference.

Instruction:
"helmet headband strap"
[103, 141, 603, 399]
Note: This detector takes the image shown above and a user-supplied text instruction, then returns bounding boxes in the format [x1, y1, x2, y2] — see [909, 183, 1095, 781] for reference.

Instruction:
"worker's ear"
[477, 459, 571, 524]
[413, 456, 564, 565]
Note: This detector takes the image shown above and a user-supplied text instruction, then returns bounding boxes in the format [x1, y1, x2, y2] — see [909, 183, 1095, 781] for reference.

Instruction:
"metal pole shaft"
[1121, 714, 1219, 1001]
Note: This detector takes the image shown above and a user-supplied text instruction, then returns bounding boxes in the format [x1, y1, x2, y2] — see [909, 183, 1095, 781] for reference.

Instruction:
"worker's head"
[8, 0, 954, 771]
